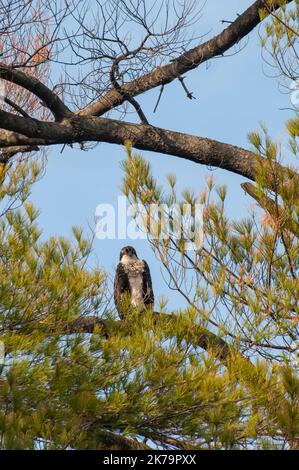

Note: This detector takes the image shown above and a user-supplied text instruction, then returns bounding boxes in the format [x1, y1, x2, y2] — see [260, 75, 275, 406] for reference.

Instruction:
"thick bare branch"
[1, 111, 297, 194]
[80, 0, 294, 117]
[0, 64, 72, 121]
[0, 145, 39, 163]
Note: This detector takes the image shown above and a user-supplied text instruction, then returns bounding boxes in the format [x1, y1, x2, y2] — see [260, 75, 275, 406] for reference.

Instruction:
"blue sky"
[30, 0, 294, 310]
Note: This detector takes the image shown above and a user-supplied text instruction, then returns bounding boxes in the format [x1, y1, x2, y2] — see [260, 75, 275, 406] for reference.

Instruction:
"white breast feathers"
[121, 257, 145, 308]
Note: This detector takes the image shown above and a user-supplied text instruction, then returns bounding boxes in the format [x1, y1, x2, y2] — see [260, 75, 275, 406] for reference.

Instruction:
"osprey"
[114, 246, 154, 318]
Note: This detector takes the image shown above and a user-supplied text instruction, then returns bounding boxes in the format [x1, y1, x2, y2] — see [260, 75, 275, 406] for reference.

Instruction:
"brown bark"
[1, 110, 297, 194]
[0, 64, 71, 121]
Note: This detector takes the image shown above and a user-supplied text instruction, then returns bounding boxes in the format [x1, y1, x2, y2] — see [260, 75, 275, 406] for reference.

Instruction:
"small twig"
[60, 142, 74, 154]
[178, 76, 196, 100]
[153, 84, 165, 113]
[60, 143, 66, 154]
[3, 97, 30, 117]
[129, 96, 149, 124]
[110, 59, 149, 125]
[221, 14, 240, 25]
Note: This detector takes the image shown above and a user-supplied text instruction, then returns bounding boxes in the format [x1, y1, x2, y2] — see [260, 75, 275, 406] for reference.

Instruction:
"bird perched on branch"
[114, 246, 154, 319]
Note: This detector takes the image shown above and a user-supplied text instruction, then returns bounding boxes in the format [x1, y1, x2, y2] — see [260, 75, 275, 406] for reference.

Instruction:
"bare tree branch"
[0, 64, 72, 120]
[1, 110, 297, 196]
[80, 0, 294, 117]
[0, 144, 39, 163]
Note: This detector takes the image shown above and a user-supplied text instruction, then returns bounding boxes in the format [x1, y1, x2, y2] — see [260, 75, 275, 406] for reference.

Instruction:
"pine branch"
[64, 312, 245, 365]
[241, 182, 299, 237]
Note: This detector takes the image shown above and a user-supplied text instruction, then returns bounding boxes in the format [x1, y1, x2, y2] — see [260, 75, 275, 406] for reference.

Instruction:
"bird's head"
[119, 246, 138, 261]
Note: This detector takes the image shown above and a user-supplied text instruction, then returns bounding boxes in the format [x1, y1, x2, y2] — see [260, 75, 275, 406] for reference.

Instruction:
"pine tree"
[0, 0, 298, 450]
[0, 128, 298, 449]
